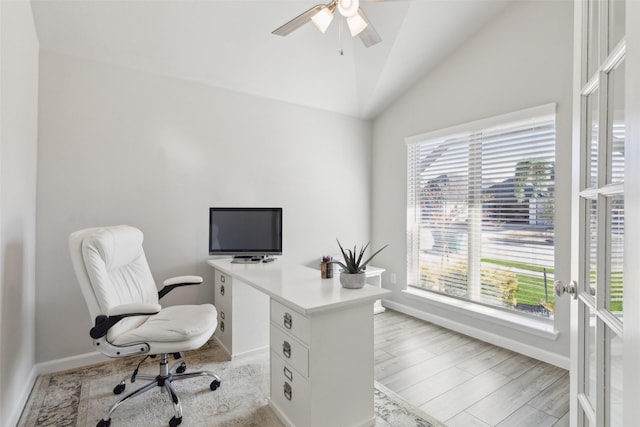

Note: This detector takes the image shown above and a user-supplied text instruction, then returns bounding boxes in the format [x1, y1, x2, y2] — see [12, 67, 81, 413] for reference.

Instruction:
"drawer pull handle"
[220, 284, 225, 296]
[220, 275, 225, 283]
[283, 366, 293, 381]
[284, 382, 292, 401]
[283, 312, 293, 329]
[282, 341, 291, 359]
[220, 311, 225, 320]
[220, 320, 225, 332]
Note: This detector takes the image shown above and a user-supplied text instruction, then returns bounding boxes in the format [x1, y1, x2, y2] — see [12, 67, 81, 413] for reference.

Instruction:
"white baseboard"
[8, 365, 38, 427]
[381, 299, 570, 370]
[35, 350, 109, 376]
[213, 336, 269, 361]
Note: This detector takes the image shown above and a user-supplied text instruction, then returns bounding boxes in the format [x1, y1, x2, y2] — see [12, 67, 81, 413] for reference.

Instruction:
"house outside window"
[407, 104, 557, 318]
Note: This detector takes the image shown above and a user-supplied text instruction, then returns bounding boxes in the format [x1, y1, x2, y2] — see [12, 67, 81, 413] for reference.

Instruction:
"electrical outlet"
[390, 273, 397, 285]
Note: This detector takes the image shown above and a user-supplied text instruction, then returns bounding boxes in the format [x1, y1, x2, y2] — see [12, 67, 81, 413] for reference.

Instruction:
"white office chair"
[69, 225, 221, 427]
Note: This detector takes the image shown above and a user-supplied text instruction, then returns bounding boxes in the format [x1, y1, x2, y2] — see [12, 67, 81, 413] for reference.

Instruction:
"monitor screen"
[209, 207, 282, 257]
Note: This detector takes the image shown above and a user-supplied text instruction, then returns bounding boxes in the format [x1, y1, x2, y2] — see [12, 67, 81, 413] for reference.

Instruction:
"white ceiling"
[30, 0, 511, 119]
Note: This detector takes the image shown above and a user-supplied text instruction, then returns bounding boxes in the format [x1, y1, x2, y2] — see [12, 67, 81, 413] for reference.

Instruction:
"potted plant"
[332, 239, 388, 289]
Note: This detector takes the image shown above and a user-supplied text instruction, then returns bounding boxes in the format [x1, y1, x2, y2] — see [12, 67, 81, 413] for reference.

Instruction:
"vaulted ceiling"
[30, 0, 511, 119]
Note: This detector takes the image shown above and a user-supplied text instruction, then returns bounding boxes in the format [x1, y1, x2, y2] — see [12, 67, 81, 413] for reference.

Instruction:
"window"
[407, 105, 556, 318]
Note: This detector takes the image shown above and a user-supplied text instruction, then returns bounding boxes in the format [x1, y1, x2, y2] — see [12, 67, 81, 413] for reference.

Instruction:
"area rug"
[18, 340, 444, 427]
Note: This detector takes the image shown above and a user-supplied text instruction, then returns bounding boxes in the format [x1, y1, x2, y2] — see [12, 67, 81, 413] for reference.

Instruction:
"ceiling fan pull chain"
[338, 18, 344, 56]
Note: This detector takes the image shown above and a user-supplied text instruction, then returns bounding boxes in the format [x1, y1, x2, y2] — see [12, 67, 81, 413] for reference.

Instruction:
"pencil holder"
[320, 262, 333, 278]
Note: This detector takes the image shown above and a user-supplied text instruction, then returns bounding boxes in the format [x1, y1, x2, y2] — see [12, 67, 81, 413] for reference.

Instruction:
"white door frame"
[571, 1, 640, 426]
[623, 1, 640, 425]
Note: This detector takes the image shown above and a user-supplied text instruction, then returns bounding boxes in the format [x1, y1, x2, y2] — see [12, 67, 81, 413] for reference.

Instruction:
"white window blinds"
[407, 105, 556, 317]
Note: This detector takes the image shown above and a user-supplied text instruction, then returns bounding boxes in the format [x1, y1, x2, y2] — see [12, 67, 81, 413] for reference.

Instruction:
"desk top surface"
[207, 259, 391, 315]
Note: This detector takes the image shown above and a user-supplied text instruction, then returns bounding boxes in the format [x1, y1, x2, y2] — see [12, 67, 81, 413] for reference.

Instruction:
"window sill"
[402, 287, 559, 341]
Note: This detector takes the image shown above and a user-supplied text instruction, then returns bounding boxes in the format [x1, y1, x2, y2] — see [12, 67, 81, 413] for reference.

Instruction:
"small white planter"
[340, 272, 366, 289]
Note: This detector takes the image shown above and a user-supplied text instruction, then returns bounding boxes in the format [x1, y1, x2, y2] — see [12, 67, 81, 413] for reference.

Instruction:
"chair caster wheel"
[96, 419, 111, 427]
[176, 362, 186, 374]
[210, 379, 221, 391]
[169, 416, 182, 427]
[113, 383, 126, 395]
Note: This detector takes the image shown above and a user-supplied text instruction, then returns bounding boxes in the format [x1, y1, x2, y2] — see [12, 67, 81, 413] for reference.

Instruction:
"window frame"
[405, 103, 558, 324]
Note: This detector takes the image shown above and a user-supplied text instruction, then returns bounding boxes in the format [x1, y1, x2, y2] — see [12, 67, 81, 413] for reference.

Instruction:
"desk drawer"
[215, 319, 231, 351]
[270, 300, 310, 345]
[271, 351, 310, 427]
[213, 270, 232, 354]
[214, 271, 231, 306]
[270, 325, 309, 378]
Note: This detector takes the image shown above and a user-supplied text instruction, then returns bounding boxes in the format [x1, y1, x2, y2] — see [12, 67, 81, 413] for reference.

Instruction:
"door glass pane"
[608, 195, 624, 318]
[588, 199, 598, 297]
[585, 307, 597, 401]
[608, 330, 623, 426]
[587, 89, 599, 188]
[609, 60, 625, 185]
[609, 0, 625, 52]
[587, 0, 600, 77]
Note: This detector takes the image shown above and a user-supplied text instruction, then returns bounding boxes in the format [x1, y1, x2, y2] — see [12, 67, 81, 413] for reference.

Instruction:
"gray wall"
[371, 0, 574, 364]
[0, 0, 40, 424]
[35, 51, 372, 363]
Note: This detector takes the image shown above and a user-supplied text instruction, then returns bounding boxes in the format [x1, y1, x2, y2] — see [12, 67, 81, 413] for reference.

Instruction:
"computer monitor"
[208, 207, 282, 262]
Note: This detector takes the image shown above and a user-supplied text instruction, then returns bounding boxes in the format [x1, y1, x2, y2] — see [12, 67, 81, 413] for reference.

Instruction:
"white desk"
[207, 259, 391, 427]
[363, 266, 386, 314]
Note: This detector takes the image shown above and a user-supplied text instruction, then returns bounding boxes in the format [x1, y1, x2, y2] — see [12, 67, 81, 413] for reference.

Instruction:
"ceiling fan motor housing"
[338, 0, 359, 17]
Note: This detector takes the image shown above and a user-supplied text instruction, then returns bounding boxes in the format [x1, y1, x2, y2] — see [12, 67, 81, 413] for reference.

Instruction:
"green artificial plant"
[333, 239, 388, 274]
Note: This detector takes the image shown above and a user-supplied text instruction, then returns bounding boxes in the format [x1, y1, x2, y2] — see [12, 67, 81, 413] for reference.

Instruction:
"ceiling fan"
[272, 0, 382, 48]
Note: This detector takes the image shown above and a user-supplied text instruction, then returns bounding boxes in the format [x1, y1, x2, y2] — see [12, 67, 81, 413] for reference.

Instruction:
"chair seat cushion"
[111, 304, 217, 347]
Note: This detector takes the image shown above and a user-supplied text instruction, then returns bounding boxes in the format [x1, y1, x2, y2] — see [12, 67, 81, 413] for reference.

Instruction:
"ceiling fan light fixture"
[347, 12, 368, 37]
[311, 5, 335, 34]
[337, 0, 359, 18]
[272, 0, 381, 48]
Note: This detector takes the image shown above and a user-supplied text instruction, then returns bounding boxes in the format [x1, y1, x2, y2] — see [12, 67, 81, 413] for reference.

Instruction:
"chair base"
[97, 353, 221, 427]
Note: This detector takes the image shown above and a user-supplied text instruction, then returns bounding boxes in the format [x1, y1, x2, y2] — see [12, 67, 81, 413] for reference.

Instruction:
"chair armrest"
[107, 303, 162, 317]
[90, 303, 161, 339]
[163, 275, 203, 286]
[158, 275, 203, 299]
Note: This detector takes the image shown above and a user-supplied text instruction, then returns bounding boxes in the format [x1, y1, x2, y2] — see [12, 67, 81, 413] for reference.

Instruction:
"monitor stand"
[231, 255, 263, 264]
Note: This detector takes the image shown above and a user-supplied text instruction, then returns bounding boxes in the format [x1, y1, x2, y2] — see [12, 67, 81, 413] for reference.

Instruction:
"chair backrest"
[69, 225, 159, 337]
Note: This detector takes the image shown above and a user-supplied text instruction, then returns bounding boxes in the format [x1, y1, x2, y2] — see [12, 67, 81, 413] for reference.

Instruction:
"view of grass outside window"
[407, 105, 558, 318]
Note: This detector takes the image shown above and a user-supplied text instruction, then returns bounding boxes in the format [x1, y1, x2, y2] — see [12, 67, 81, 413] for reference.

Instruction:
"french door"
[565, 0, 633, 426]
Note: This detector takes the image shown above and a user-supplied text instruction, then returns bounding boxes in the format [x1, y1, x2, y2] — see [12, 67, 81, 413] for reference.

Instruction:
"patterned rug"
[18, 341, 444, 427]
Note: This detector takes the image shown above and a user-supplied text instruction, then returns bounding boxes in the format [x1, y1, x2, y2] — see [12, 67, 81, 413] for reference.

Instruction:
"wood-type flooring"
[374, 309, 569, 427]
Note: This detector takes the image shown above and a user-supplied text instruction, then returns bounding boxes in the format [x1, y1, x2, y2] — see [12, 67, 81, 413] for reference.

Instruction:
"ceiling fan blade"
[272, 4, 326, 36]
[356, 8, 381, 47]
